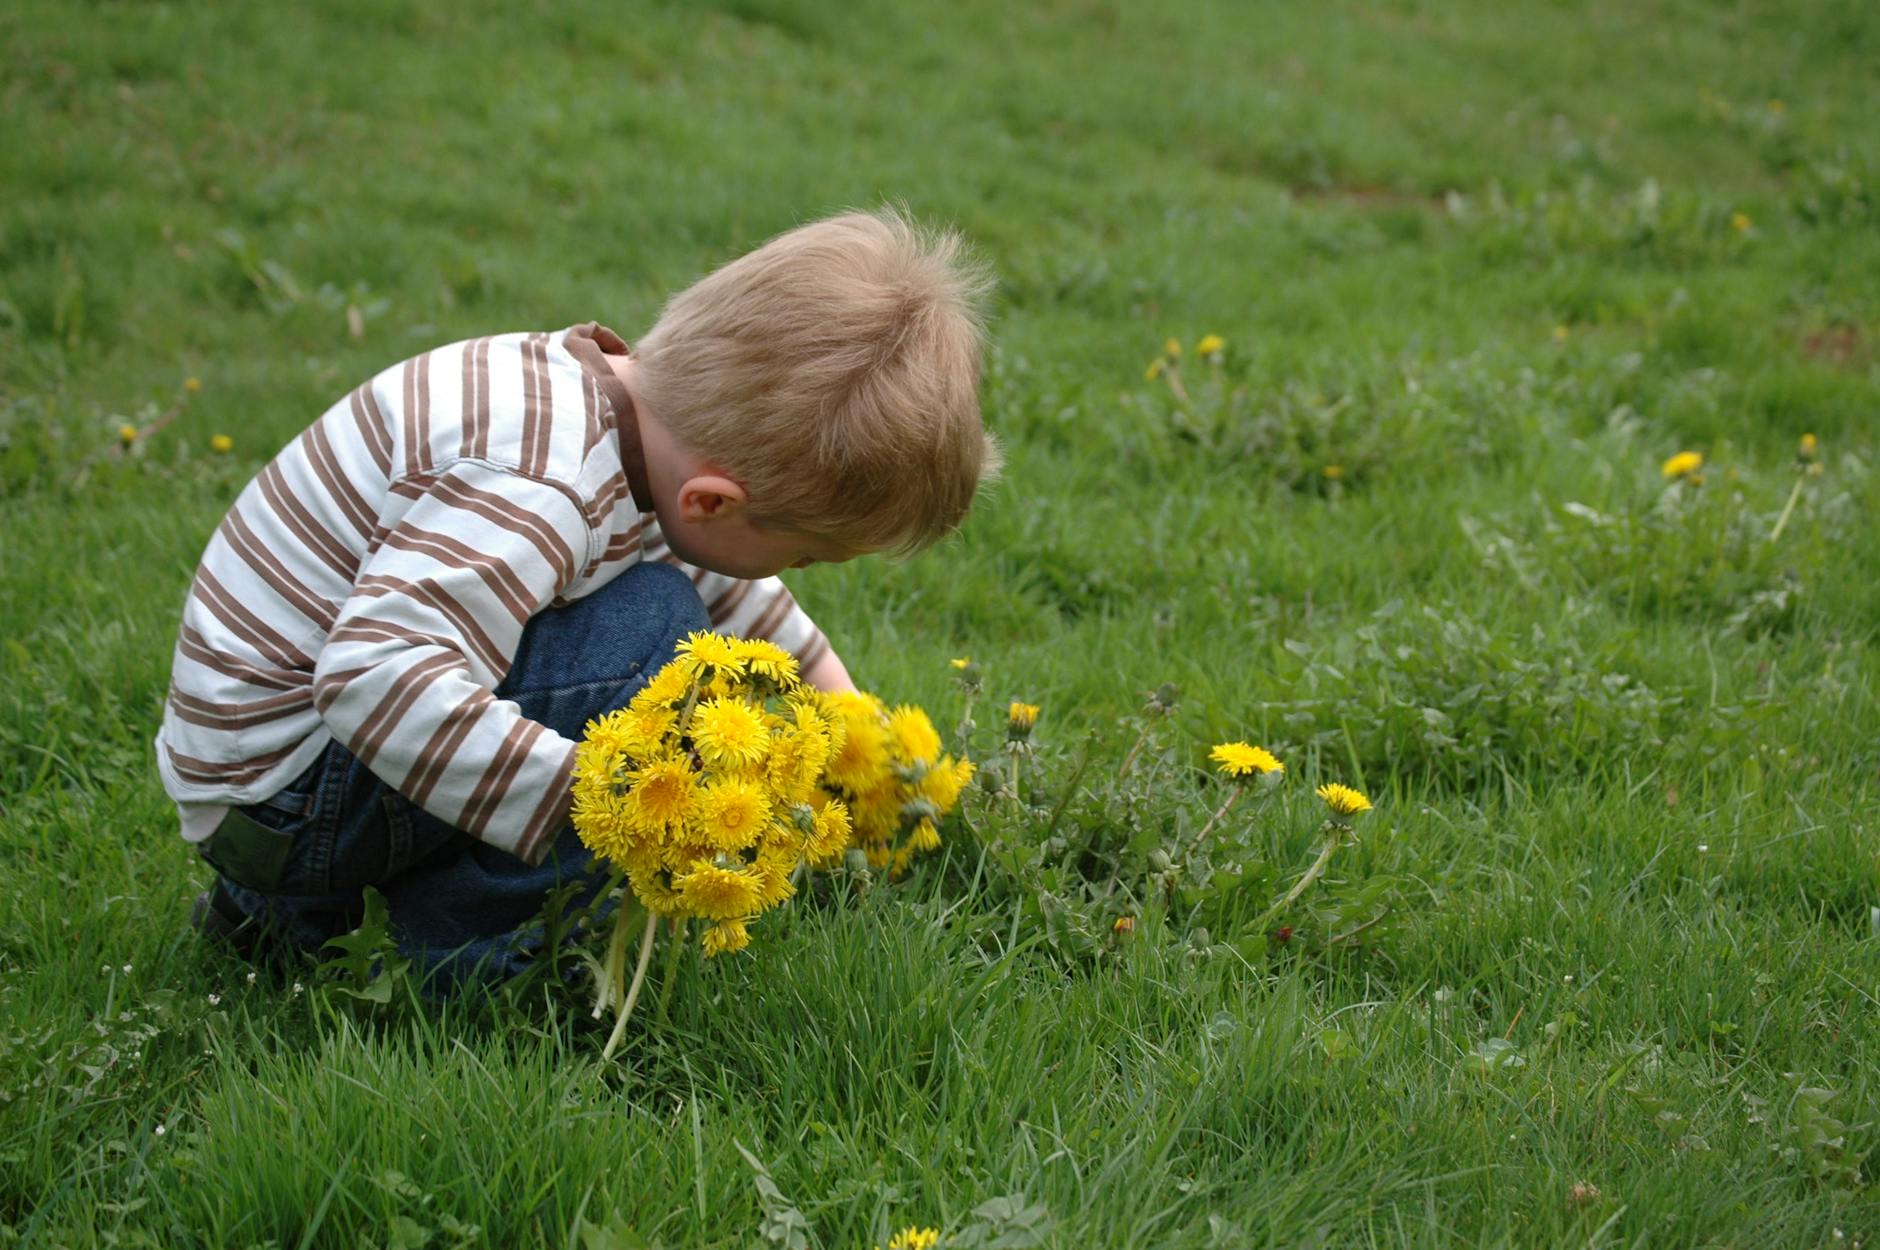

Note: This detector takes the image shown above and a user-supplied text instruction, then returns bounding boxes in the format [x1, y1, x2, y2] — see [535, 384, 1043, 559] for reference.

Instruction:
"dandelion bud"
[1147, 682, 1180, 715]
[1114, 915, 1135, 934]
[117, 423, 139, 447]
[1006, 701, 1040, 740]
[1798, 432, 1818, 461]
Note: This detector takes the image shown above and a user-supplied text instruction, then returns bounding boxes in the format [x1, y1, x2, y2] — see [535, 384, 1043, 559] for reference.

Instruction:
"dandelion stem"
[601, 910, 658, 1061]
[1248, 823, 1347, 938]
[655, 917, 688, 1026]
[1117, 722, 1154, 779]
[1191, 787, 1244, 850]
[1767, 474, 1807, 545]
[592, 889, 633, 1020]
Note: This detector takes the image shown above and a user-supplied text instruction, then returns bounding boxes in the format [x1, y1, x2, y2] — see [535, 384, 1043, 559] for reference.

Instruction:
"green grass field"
[3, 0, 1878, 1244]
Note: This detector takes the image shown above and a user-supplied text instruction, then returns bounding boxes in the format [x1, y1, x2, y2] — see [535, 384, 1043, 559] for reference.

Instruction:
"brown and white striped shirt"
[156, 322, 828, 865]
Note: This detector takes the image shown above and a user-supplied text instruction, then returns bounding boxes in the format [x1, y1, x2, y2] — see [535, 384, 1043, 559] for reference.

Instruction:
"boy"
[158, 208, 996, 984]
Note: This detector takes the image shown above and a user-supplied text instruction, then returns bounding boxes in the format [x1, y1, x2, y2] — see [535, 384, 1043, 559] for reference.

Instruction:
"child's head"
[630, 207, 998, 562]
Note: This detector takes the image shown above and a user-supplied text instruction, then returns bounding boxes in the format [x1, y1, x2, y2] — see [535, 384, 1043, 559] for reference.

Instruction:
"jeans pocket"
[200, 806, 303, 893]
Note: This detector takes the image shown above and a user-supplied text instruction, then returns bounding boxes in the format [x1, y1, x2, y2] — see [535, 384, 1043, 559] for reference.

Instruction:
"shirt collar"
[561, 321, 653, 514]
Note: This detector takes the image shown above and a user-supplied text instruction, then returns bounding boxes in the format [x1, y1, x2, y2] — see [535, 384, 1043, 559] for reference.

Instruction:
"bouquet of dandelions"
[817, 692, 975, 878]
[570, 631, 852, 1058]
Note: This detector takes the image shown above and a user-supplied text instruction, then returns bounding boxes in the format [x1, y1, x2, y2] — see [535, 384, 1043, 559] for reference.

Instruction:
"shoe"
[190, 879, 270, 958]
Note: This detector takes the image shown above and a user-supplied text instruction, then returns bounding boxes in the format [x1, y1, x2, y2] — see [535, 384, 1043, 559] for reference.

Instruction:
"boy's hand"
[802, 646, 857, 693]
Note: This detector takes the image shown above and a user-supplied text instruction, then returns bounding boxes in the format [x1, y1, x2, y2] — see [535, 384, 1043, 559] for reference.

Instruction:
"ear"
[675, 473, 749, 523]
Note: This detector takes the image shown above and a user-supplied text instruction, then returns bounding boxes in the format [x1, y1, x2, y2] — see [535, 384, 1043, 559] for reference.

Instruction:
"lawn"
[2, 0, 1877, 1245]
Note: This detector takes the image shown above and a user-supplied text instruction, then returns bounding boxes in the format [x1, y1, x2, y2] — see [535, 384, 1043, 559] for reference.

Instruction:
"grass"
[3, 0, 1878, 1244]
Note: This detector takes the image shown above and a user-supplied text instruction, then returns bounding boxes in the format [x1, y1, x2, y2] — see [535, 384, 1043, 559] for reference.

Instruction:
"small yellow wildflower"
[209, 434, 234, 454]
[883, 1228, 941, 1250]
[1316, 783, 1374, 818]
[1209, 741, 1283, 779]
[1661, 450, 1704, 480]
[118, 423, 139, 447]
[1007, 701, 1040, 733]
[1164, 337, 1182, 358]
[1552, 325, 1570, 343]
[949, 656, 971, 670]
[1196, 333, 1225, 356]
[1799, 432, 1818, 459]
[1730, 212, 1752, 233]
[1767, 98, 1784, 114]
[1144, 358, 1165, 381]
[183, 376, 203, 393]
[1113, 915, 1135, 934]
[1321, 464, 1345, 480]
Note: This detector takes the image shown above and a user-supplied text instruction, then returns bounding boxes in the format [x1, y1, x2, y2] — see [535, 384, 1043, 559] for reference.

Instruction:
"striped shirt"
[155, 322, 829, 865]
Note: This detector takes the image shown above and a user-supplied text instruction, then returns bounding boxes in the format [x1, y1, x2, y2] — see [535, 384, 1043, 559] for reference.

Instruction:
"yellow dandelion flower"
[1661, 450, 1704, 480]
[622, 757, 700, 839]
[751, 848, 798, 908]
[1196, 333, 1225, 356]
[701, 918, 751, 957]
[629, 868, 685, 916]
[1114, 915, 1135, 934]
[917, 756, 972, 811]
[675, 861, 765, 920]
[806, 797, 852, 863]
[949, 656, 972, 670]
[908, 819, 941, 854]
[767, 728, 829, 806]
[1730, 212, 1752, 233]
[1007, 701, 1040, 733]
[117, 423, 139, 447]
[1552, 325, 1570, 343]
[1321, 464, 1345, 480]
[695, 778, 771, 852]
[675, 630, 745, 676]
[888, 705, 942, 765]
[618, 701, 679, 761]
[1210, 741, 1283, 779]
[209, 434, 234, 454]
[690, 697, 770, 771]
[824, 692, 892, 792]
[183, 376, 203, 393]
[631, 664, 692, 712]
[1316, 782, 1374, 818]
[730, 636, 800, 685]
[1799, 432, 1818, 459]
[1144, 358, 1165, 381]
[883, 1227, 941, 1250]
[1164, 337, 1183, 358]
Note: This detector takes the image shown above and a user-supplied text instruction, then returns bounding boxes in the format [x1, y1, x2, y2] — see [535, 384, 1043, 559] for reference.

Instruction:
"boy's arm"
[668, 563, 848, 687]
[801, 645, 857, 693]
[312, 461, 593, 865]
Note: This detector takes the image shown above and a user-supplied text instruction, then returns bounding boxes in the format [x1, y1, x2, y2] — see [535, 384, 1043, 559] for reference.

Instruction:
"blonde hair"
[631, 207, 999, 553]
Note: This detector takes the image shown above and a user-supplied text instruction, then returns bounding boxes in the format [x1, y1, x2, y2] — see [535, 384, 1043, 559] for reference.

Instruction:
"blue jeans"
[207, 561, 709, 988]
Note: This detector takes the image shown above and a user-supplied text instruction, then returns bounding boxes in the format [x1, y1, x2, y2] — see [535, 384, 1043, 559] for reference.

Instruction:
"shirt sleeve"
[667, 561, 831, 677]
[310, 461, 594, 865]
